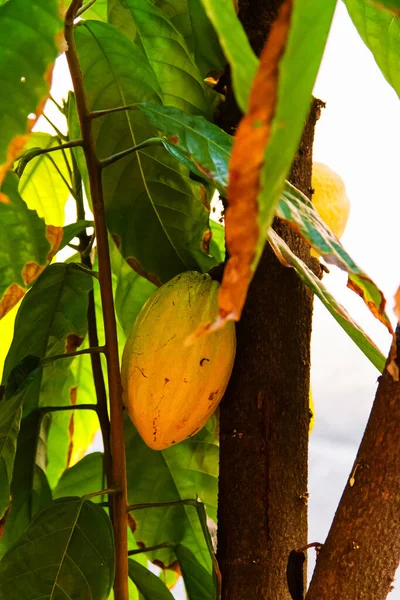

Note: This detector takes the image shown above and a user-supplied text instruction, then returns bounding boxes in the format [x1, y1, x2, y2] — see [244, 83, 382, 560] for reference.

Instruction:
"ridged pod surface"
[121, 271, 237, 450]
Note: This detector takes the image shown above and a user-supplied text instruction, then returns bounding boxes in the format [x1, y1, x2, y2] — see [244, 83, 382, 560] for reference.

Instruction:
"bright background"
[3, 0, 400, 596]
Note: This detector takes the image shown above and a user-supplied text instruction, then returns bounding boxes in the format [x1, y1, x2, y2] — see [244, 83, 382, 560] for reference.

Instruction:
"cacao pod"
[121, 271, 236, 450]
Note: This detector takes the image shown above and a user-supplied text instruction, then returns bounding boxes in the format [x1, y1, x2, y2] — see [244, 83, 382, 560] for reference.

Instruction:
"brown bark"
[216, 2, 321, 598]
[305, 331, 400, 600]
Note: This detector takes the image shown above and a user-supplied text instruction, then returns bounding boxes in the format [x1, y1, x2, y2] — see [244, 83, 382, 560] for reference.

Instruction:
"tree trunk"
[216, 3, 321, 598]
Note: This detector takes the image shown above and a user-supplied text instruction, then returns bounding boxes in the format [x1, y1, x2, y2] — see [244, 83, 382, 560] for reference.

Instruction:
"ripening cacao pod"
[121, 271, 236, 450]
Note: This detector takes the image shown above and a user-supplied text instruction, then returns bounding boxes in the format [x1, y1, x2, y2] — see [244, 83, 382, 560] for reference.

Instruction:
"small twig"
[49, 94, 65, 114]
[57, 135, 74, 181]
[127, 542, 176, 556]
[45, 154, 76, 198]
[41, 346, 105, 365]
[88, 104, 139, 119]
[82, 231, 96, 257]
[87, 487, 121, 500]
[37, 139, 83, 156]
[127, 498, 199, 512]
[42, 404, 98, 413]
[76, 0, 99, 17]
[100, 138, 163, 169]
[42, 112, 68, 141]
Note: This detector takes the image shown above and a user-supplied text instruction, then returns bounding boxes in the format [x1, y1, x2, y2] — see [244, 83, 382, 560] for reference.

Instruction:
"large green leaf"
[125, 415, 218, 572]
[176, 544, 216, 600]
[2, 263, 93, 486]
[153, 0, 225, 76]
[0, 497, 115, 600]
[75, 21, 216, 284]
[256, 0, 336, 275]
[0, 0, 63, 180]
[17, 133, 72, 226]
[0, 410, 52, 558]
[199, 0, 258, 112]
[108, 0, 213, 116]
[343, 0, 400, 95]
[139, 103, 232, 193]
[0, 357, 40, 520]
[0, 172, 61, 319]
[53, 452, 104, 501]
[128, 559, 175, 600]
[268, 229, 386, 373]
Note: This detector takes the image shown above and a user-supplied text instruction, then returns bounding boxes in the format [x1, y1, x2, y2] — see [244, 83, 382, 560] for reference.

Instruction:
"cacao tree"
[0, 0, 399, 599]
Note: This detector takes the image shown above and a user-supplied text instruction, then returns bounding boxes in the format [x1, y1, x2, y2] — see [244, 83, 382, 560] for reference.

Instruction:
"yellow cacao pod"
[121, 271, 236, 450]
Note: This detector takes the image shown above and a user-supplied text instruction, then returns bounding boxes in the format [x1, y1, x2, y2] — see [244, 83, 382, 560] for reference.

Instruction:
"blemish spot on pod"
[121, 271, 236, 450]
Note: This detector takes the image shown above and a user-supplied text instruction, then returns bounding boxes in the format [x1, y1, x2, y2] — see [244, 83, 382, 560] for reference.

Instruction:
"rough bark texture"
[216, 2, 321, 598]
[305, 332, 400, 600]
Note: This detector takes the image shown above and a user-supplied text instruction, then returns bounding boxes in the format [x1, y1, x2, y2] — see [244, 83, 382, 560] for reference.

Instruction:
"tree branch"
[100, 138, 163, 169]
[65, 3, 129, 598]
[306, 330, 400, 600]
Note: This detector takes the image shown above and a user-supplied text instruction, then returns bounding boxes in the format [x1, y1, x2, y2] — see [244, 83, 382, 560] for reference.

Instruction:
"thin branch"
[34, 139, 84, 156]
[42, 404, 98, 413]
[45, 154, 76, 198]
[41, 346, 105, 364]
[76, 0, 99, 17]
[65, 3, 129, 598]
[49, 94, 64, 114]
[88, 104, 139, 119]
[127, 542, 176, 556]
[87, 487, 121, 499]
[42, 112, 68, 141]
[100, 138, 163, 169]
[306, 329, 400, 600]
[57, 135, 74, 182]
[127, 499, 198, 512]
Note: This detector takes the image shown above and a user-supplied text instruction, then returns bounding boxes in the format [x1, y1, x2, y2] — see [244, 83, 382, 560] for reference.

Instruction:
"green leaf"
[128, 559, 175, 600]
[108, 0, 213, 116]
[0, 497, 115, 600]
[2, 263, 93, 486]
[0, 357, 40, 520]
[153, 0, 225, 76]
[277, 182, 394, 335]
[0, 410, 52, 558]
[125, 415, 218, 573]
[83, 0, 108, 20]
[268, 229, 386, 373]
[139, 103, 232, 194]
[110, 240, 157, 338]
[176, 543, 217, 600]
[371, 0, 400, 14]
[75, 20, 216, 284]
[256, 0, 336, 271]
[199, 0, 258, 112]
[0, 0, 63, 178]
[53, 452, 104, 501]
[17, 133, 72, 226]
[60, 219, 94, 251]
[0, 172, 60, 319]
[343, 0, 400, 96]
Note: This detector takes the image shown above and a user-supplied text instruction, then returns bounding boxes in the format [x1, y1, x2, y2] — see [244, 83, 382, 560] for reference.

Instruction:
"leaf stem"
[65, 3, 129, 598]
[127, 498, 199, 511]
[127, 542, 176, 556]
[41, 346, 105, 364]
[88, 104, 139, 119]
[42, 112, 68, 140]
[42, 404, 99, 413]
[76, 0, 99, 17]
[100, 138, 163, 169]
[45, 153, 77, 199]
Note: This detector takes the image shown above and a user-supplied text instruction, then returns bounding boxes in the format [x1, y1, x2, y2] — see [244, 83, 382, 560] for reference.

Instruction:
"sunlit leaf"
[0, 303, 19, 381]
[108, 0, 214, 116]
[0, 410, 52, 558]
[0, 497, 115, 600]
[75, 21, 216, 284]
[199, 0, 258, 112]
[2, 264, 93, 486]
[268, 229, 386, 373]
[128, 559, 175, 600]
[125, 414, 218, 574]
[217, 0, 336, 329]
[82, 0, 108, 20]
[343, 0, 400, 95]
[0, 0, 63, 184]
[0, 357, 40, 520]
[277, 182, 394, 336]
[53, 452, 104, 501]
[0, 172, 63, 319]
[17, 132, 72, 226]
